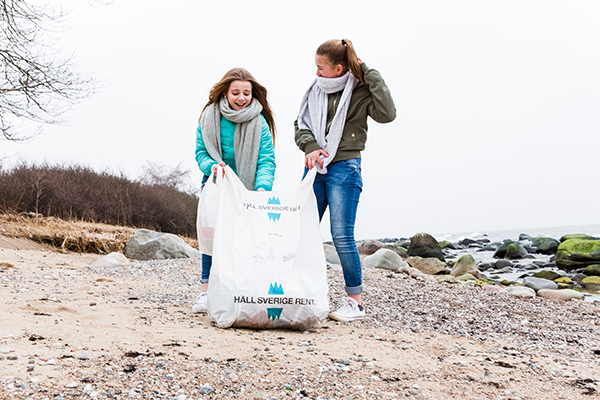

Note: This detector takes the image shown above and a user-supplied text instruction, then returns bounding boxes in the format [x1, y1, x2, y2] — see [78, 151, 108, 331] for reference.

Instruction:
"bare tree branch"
[0, 0, 95, 141]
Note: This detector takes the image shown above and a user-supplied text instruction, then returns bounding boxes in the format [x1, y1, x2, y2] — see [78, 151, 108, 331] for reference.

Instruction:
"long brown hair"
[200, 68, 276, 144]
[316, 39, 365, 85]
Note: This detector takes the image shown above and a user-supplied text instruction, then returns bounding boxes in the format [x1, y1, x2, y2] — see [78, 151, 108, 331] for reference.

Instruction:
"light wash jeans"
[305, 158, 363, 295]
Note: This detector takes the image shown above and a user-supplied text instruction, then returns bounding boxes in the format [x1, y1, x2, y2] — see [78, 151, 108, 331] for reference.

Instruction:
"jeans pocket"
[342, 158, 362, 173]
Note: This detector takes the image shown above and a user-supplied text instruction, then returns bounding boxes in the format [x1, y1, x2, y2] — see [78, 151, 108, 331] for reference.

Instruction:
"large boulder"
[323, 244, 341, 265]
[560, 234, 597, 242]
[406, 257, 447, 275]
[363, 249, 407, 271]
[449, 254, 481, 278]
[384, 244, 408, 259]
[124, 229, 201, 260]
[407, 233, 445, 261]
[555, 239, 600, 270]
[493, 241, 515, 258]
[505, 243, 528, 259]
[531, 237, 560, 255]
[356, 239, 385, 256]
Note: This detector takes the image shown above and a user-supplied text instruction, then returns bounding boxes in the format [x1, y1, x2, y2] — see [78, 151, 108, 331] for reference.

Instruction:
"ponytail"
[316, 38, 365, 85]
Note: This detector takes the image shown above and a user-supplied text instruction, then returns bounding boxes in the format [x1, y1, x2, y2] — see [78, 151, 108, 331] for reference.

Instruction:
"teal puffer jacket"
[195, 114, 276, 191]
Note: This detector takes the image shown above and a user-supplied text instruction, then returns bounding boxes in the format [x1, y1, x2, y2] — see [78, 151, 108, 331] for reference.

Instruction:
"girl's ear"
[335, 64, 345, 76]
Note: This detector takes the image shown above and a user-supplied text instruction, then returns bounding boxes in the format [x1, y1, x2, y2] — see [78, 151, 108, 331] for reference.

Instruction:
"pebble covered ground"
[1, 252, 600, 399]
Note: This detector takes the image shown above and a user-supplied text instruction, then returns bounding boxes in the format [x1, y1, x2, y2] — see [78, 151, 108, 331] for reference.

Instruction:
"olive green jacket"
[294, 63, 396, 164]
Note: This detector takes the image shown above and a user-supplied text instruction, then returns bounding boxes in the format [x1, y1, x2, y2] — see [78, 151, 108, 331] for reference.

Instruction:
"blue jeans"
[304, 159, 363, 295]
[200, 175, 212, 283]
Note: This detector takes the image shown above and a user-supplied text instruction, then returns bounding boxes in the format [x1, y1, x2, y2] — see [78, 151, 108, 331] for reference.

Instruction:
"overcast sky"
[2, 0, 599, 240]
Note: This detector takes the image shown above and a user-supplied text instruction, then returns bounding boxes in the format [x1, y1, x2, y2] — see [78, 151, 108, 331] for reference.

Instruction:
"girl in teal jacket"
[193, 67, 276, 313]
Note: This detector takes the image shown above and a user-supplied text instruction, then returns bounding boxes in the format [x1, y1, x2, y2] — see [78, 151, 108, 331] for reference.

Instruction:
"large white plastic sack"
[196, 169, 223, 255]
[207, 166, 329, 330]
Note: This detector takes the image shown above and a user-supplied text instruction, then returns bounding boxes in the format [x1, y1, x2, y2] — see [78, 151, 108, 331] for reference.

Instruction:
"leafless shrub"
[0, 161, 198, 237]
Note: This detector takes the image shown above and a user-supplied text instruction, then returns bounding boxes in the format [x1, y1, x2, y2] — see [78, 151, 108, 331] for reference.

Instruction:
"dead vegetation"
[0, 213, 198, 254]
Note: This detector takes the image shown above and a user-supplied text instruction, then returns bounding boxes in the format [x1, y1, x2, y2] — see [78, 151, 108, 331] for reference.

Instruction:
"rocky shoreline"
[1, 237, 600, 399]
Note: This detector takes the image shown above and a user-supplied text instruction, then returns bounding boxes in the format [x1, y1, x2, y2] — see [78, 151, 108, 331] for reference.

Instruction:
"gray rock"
[522, 277, 558, 292]
[406, 257, 447, 275]
[77, 352, 89, 360]
[532, 237, 560, 255]
[363, 249, 407, 271]
[502, 286, 536, 298]
[200, 384, 213, 395]
[495, 259, 513, 269]
[449, 254, 481, 278]
[408, 233, 445, 261]
[124, 229, 201, 260]
[558, 289, 586, 300]
[92, 252, 130, 268]
[383, 244, 408, 259]
[356, 239, 384, 255]
[323, 244, 341, 265]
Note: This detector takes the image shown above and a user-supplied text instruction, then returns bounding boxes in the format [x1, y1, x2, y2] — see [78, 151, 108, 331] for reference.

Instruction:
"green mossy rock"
[560, 234, 596, 242]
[583, 264, 600, 277]
[556, 239, 600, 270]
[439, 241, 456, 250]
[505, 243, 528, 259]
[553, 276, 573, 284]
[408, 233, 445, 262]
[533, 270, 561, 280]
[581, 276, 600, 292]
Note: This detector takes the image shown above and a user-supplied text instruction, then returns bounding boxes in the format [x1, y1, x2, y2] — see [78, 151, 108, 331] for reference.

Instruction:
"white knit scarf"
[200, 96, 263, 190]
[297, 71, 358, 173]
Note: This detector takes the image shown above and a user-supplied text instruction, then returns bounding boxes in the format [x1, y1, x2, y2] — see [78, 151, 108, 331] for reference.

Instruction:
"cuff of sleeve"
[304, 141, 322, 155]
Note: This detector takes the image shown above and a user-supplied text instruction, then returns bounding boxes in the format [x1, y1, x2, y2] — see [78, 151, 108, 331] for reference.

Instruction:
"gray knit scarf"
[297, 71, 358, 173]
[200, 96, 263, 190]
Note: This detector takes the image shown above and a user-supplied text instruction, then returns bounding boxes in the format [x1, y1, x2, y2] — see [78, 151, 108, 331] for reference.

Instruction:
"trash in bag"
[206, 166, 329, 330]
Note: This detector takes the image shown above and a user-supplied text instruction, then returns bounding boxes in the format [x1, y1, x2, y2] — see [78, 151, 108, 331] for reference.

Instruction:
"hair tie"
[341, 39, 346, 46]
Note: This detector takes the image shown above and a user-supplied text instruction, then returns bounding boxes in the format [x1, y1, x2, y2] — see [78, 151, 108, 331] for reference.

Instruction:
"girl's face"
[315, 54, 344, 78]
[226, 80, 252, 110]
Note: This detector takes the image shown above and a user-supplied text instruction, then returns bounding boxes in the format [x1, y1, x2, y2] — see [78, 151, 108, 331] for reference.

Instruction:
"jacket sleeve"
[254, 116, 276, 191]
[195, 121, 217, 177]
[362, 63, 396, 123]
[294, 118, 322, 155]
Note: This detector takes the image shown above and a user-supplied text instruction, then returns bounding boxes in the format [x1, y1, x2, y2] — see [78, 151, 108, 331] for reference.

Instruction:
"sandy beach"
[1, 236, 599, 399]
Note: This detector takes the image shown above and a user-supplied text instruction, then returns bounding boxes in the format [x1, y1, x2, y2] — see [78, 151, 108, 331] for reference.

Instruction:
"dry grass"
[0, 213, 198, 254]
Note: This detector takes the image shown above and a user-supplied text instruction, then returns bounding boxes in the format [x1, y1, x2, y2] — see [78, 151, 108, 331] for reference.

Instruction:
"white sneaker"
[192, 292, 208, 313]
[328, 298, 365, 322]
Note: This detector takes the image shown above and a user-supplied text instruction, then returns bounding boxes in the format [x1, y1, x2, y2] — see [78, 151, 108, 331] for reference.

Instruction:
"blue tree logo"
[267, 308, 283, 320]
[267, 197, 281, 221]
[268, 282, 284, 295]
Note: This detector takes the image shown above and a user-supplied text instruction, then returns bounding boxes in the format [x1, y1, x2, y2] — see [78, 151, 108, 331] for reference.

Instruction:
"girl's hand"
[212, 162, 226, 177]
[305, 149, 329, 169]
